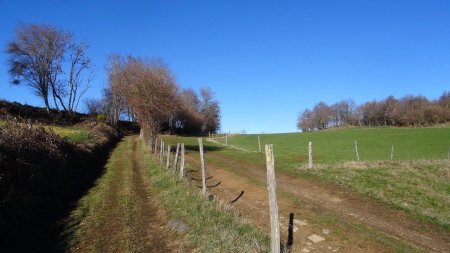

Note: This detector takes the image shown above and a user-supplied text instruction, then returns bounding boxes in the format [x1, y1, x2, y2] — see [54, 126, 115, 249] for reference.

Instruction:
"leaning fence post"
[198, 138, 207, 196]
[308, 141, 313, 169]
[258, 135, 261, 153]
[265, 144, 280, 253]
[173, 143, 180, 174]
[355, 140, 360, 161]
[391, 144, 394, 160]
[179, 143, 185, 180]
[166, 145, 171, 169]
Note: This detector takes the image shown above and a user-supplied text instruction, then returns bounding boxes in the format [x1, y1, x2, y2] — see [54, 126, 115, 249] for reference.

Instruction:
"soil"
[184, 145, 450, 253]
[71, 136, 182, 252]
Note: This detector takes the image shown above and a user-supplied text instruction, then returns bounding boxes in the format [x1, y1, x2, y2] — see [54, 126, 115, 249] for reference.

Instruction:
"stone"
[293, 219, 308, 226]
[168, 219, 190, 234]
[308, 234, 325, 243]
[322, 228, 331, 235]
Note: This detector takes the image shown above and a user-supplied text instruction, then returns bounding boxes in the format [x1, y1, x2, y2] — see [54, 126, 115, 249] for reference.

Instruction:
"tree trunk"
[44, 95, 51, 113]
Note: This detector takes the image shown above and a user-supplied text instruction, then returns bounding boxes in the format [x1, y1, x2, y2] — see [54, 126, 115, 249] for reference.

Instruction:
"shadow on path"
[0, 137, 120, 252]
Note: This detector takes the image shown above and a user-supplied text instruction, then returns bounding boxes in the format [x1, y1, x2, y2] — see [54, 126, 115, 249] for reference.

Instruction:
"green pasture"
[221, 127, 450, 167]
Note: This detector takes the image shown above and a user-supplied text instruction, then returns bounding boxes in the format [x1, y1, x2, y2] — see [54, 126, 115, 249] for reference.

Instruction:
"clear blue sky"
[1, 1, 449, 133]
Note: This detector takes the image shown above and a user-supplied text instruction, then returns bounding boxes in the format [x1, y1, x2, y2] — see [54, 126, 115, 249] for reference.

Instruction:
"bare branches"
[297, 93, 450, 131]
[6, 23, 92, 116]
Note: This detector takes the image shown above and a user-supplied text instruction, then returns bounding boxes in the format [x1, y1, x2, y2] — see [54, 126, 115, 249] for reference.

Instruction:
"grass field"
[221, 127, 450, 166]
[307, 160, 450, 230]
[164, 127, 450, 231]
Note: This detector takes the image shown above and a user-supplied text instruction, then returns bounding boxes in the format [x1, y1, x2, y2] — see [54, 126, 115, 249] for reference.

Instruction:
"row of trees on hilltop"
[85, 54, 221, 139]
[6, 24, 92, 117]
[297, 92, 450, 131]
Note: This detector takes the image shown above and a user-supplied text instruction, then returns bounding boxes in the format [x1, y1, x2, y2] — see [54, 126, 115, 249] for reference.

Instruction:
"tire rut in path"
[207, 152, 450, 253]
[184, 149, 449, 252]
[71, 136, 180, 252]
[129, 138, 175, 252]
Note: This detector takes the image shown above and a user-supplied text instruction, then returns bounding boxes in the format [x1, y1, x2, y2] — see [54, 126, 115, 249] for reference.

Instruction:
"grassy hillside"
[206, 128, 450, 230]
[221, 127, 450, 166]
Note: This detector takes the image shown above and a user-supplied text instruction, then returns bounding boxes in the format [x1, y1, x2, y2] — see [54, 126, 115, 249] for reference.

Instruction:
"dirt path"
[69, 136, 180, 252]
[184, 147, 449, 252]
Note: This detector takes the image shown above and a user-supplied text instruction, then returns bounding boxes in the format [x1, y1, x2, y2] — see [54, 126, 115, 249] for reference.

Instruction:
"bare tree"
[297, 109, 314, 131]
[200, 87, 221, 133]
[6, 24, 69, 113]
[84, 98, 104, 115]
[6, 23, 92, 116]
[313, 102, 330, 130]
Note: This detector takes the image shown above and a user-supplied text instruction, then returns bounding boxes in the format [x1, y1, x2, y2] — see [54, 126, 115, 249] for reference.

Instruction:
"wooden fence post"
[160, 140, 164, 164]
[308, 141, 313, 169]
[265, 144, 280, 253]
[258, 136, 261, 153]
[179, 143, 185, 180]
[149, 138, 153, 152]
[173, 143, 180, 174]
[154, 138, 158, 155]
[226, 134, 228, 145]
[391, 144, 394, 160]
[355, 140, 360, 161]
[198, 138, 207, 196]
[166, 145, 171, 169]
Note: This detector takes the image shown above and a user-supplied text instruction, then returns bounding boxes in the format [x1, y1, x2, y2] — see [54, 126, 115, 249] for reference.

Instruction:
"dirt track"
[69, 136, 181, 252]
[184, 143, 450, 253]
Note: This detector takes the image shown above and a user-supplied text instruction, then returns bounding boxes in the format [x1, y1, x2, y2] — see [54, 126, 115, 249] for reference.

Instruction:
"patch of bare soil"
[184, 149, 449, 253]
[129, 139, 182, 252]
[72, 136, 182, 252]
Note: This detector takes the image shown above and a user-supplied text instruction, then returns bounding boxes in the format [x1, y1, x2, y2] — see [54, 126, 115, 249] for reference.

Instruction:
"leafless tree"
[297, 109, 314, 131]
[6, 23, 92, 116]
[6, 24, 69, 113]
[200, 87, 221, 133]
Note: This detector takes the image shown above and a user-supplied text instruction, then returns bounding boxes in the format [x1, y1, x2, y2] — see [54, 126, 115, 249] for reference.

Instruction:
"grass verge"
[139, 139, 271, 252]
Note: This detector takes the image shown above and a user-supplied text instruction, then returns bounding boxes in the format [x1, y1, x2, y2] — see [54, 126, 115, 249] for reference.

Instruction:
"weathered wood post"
[226, 134, 228, 145]
[166, 145, 171, 169]
[355, 140, 360, 161]
[154, 138, 159, 155]
[265, 144, 280, 253]
[198, 138, 207, 196]
[173, 143, 180, 174]
[209, 131, 211, 139]
[258, 135, 261, 153]
[160, 140, 164, 164]
[308, 141, 313, 169]
[149, 138, 153, 152]
[179, 143, 185, 180]
[390, 144, 394, 160]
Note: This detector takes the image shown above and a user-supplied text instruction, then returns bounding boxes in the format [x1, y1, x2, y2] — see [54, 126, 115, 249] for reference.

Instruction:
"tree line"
[297, 92, 450, 131]
[5, 23, 221, 139]
[85, 55, 221, 139]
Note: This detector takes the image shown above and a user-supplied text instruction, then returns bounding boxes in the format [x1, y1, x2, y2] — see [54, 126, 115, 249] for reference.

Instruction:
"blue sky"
[1, 1, 449, 133]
